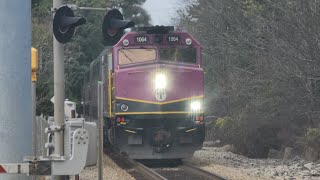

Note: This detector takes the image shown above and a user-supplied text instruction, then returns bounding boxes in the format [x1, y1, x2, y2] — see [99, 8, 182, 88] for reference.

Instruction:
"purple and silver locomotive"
[82, 10, 205, 159]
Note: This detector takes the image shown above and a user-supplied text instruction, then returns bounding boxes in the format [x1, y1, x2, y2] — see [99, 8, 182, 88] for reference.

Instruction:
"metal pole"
[79, 7, 108, 11]
[97, 81, 103, 180]
[32, 81, 36, 157]
[67, 5, 110, 11]
[31, 47, 38, 159]
[0, 0, 32, 180]
[31, 81, 36, 180]
[53, 0, 65, 180]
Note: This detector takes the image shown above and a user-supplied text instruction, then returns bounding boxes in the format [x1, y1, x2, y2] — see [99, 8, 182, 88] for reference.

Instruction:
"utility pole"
[31, 47, 38, 157]
[97, 55, 106, 180]
[0, 0, 32, 180]
[31, 47, 38, 180]
[97, 81, 103, 180]
[53, 0, 65, 179]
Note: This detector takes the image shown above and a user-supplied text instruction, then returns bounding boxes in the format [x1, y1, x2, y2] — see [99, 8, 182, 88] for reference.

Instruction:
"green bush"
[215, 117, 233, 128]
[306, 128, 320, 138]
[302, 128, 320, 150]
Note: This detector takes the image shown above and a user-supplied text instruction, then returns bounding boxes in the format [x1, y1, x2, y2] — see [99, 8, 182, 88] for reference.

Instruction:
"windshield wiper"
[120, 51, 133, 63]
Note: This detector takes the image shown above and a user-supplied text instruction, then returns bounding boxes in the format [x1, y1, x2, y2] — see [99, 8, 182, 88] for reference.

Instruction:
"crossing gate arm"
[0, 164, 33, 174]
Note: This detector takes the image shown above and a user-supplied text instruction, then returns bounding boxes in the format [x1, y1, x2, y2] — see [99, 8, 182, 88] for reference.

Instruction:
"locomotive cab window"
[159, 47, 197, 64]
[118, 48, 156, 65]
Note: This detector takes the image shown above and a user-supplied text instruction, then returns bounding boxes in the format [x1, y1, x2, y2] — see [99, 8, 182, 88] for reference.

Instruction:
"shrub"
[304, 128, 320, 149]
[306, 128, 320, 138]
[215, 117, 233, 128]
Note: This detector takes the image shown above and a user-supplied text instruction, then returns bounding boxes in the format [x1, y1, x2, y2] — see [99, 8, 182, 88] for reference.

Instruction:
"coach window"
[118, 48, 156, 65]
[159, 47, 197, 64]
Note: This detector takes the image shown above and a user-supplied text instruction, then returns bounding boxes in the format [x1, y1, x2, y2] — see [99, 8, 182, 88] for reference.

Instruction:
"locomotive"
[82, 9, 205, 159]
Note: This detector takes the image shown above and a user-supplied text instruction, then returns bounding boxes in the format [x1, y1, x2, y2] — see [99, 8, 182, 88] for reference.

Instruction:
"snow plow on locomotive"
[82, 10, 205, 159]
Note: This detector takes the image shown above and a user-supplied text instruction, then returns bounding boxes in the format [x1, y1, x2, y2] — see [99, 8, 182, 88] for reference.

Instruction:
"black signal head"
[102, 9, 135, 46]
[53, 6, 86, 44]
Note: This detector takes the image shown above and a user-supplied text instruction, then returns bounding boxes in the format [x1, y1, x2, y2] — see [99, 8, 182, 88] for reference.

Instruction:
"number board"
[135, 36, 148, 43]
[167, 35, 180, 43]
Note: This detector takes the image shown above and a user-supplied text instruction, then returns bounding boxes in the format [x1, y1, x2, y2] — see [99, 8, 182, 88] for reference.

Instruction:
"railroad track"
[107, 151, 227, 180]
[149, 161, 227, 180]
[181, 162, 228, 180]
[107, 152, 165, 180]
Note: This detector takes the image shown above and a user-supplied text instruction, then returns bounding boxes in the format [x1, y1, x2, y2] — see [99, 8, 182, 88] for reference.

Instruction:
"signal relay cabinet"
[0, 119, 97, 176]
[64, 119, 97, 167]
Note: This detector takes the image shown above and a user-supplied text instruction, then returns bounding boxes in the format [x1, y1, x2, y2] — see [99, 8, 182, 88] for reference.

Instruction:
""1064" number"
[167, 36, 179, 42]
[136, 36, 148, 43]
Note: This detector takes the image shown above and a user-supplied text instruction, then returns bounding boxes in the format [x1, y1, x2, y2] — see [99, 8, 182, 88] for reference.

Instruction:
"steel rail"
[106, 151, 167, 180]
[106, 149, 226, 180]
[126, 158, 167, 180]
[182, 163, 228, 180]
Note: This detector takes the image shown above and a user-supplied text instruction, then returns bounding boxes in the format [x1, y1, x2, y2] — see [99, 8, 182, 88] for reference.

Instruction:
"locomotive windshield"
[159, 47, 197, 64]
[119, 48, 156, 65]
[118, 47, 198, 65]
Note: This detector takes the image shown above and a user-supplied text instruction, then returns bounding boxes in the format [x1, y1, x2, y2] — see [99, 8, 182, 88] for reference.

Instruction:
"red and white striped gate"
[0, 164, 30, 174]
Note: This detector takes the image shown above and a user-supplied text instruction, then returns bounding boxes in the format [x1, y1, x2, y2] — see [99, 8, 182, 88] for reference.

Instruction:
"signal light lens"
[121, 117, 125, 122]
[117, 117, 121, 123]
[107, 28, 119, 36]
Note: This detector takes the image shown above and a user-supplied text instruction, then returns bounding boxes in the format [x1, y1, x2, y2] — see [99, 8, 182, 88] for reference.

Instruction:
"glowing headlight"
[155, 73, 167, 90]
[190, 101, 201, 111]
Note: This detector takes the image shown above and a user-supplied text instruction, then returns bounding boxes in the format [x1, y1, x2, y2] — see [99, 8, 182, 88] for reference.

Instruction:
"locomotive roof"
[89, 26, 201, 67]
[114, 26, 201, 47]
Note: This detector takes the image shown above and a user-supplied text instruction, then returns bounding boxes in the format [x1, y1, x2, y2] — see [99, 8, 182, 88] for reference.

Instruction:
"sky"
[142, 0, 178, 26]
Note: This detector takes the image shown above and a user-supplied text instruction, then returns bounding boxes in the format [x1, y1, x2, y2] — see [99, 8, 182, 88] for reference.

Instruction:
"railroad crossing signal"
[53, 5, 86, 43]
[102, 9, 135, 46]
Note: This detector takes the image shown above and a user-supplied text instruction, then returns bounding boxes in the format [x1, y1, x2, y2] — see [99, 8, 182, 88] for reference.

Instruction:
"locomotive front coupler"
[152, 143, 172, 154]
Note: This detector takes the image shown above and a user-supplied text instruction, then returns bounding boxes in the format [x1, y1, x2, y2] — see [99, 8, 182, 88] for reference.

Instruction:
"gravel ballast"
[71, 154, 134, 180]
[187, 145, 320, 180]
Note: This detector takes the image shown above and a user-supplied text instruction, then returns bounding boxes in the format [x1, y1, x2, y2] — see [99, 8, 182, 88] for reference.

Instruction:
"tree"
[32, 0, 151, 115]
[175, 0, 320, 158]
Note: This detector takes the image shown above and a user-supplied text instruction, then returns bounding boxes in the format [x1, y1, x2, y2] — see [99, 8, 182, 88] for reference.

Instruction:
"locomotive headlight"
[190, 101, 201, 111]
[155, 73, 167, 90]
